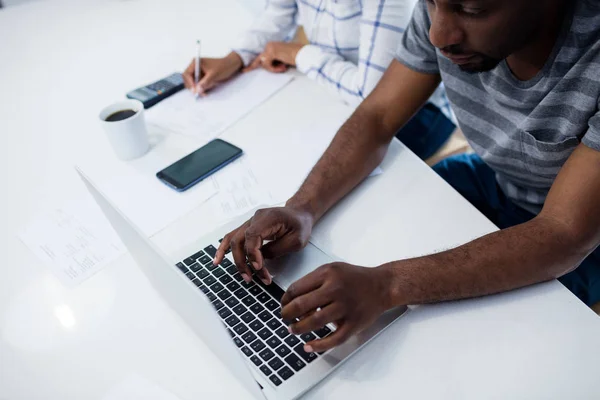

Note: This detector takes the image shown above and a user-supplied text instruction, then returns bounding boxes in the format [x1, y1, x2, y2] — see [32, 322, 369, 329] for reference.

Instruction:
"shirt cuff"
[295, 44, 323, 74]
[232, 49, 258, 67]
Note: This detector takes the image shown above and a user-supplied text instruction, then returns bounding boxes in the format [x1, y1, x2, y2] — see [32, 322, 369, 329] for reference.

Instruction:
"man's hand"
[213, 206, 315, 284]
[182, 51, 243, 95]
[244, 42, 304, 73]
[281, 263, 391, 353]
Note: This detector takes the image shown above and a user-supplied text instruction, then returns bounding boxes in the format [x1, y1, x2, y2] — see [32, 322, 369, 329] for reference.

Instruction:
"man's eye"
[461, 7, 485, 16]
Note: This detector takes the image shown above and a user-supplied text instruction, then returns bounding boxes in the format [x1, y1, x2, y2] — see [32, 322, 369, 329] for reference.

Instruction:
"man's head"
[426, 0, 561, 73]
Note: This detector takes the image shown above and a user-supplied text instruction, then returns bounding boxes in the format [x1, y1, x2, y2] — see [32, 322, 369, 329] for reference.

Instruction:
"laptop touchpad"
[264, 242, 335, 290]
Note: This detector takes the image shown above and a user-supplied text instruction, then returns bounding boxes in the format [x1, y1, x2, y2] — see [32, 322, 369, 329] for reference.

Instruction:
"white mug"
[99, 99, 150, 161]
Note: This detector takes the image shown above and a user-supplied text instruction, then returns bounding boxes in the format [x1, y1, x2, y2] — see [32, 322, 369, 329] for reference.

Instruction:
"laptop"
[78, 168, 407, 400]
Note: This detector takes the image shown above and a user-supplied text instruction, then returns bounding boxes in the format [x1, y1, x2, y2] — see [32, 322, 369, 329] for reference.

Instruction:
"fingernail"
[252, 261, 259, 270]
[304, 345, 313, 353]
[242, 273, 251, 283]
[288, 325, 293, 334]
[261, 276, 271, 285]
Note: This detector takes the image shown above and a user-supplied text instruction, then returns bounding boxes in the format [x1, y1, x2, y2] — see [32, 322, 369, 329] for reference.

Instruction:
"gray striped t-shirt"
[397, 0, 600, 214]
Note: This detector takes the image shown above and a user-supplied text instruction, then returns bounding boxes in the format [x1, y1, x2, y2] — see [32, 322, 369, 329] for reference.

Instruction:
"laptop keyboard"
[176, 243, 333, 388]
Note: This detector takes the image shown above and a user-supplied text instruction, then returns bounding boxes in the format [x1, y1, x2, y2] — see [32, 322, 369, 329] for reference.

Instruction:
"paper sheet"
[208, 157, 274, 222]
[103, 374, 181, 400]
[18, 195, 125, 288]
[77, 150, 217, 237]
[146, 69, 293, 139]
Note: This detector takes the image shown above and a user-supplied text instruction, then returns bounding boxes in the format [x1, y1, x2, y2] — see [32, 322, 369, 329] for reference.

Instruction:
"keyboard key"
[183, 257, 196, 266]
[269, 375, 282, 387]
[204, 245, 217, 257]
[225, 297, 239, 308]
[242, 295, 257, 307]
[217, 290, 232, 300]
[225, 265, 237, 275]
[273, 309, 282, 319]
[225, 315, 240, 327]
[205, 262, 217, 271]
[257, 292, 271, 303]
[196, 269, 209, 279]
[185, 272, 195, 280]
[257, 279, 286, 302]
[233, 288, 248, 299]
[232, 273, 244, 282]
[219, 274, 233, 284]
[258, 327, 272, 340]
[221, 258, 233, 268]
[314, 326, 332, 338]
[212, 268, 225, 278]
[275, 344, 291, 358]
[285, 354, 306, 371]
[277, 366, 294, 381]
[233, 304, 247, 316]
[199, 255, 212, 265]
[249, 286, 262, 296]
[176, 262, 188, 273]
[212, 300, 225, 310]
[199, 285, 210, 294]
[242, 331, 257, 344]
[249, 320, 264, 332]
[250, 355, 262, 366]
[218, 308, 232, 319]
[234, 323, 249, 335]
[190, 250, 205, 260]
[293, 344, 318, 364]
[250, 303, 265, 315]
[284, 335, 301, 348]
[206, 292, 216, 302]
[300, 333, 316, 343]
[240, 280, 256, 289]
[227, 281, 241, 292]
[203, 275, 216, 286]
[268, 357, 284, 371]
[265, 300, 279, 311]
[241, 312, 255, 324]
[266, 336, 282, 349]
[241, 346, 252, 357]
[259, 348, 275, 362]
[258, 310, 272, 322]
[233, 337, 243, 348]
[267, 319, 282, 331]
[191, 279, 202, 287]
[251, 340, 266, 353]
[227, 328, 234, 338]
[275, 326, 289, 339]
[259, 365, 272, 376]
[210, 282, 224, 293]
[189, 263, 202, 273]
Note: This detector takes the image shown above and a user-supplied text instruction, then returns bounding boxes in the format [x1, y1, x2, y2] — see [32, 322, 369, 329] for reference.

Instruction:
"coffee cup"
[99, 99, 149, 161]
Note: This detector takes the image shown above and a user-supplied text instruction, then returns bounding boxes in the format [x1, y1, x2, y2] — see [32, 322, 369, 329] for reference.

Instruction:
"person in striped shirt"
[212, 0, 600, 353]
[182, 0, 455, 160]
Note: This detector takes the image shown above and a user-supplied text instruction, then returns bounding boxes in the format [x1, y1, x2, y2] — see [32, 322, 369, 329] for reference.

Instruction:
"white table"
[1, 1, 600, 399]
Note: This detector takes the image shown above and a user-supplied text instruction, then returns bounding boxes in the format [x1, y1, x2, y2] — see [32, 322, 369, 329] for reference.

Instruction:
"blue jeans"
[433, 153, 600, 306]
[396, 103, 455, 160]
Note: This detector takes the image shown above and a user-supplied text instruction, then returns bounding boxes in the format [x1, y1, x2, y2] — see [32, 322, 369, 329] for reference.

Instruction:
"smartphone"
[156, 139, 243, 192]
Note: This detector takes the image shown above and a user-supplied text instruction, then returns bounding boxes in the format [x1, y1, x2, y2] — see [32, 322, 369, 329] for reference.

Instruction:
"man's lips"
[441, 50, 477, 65]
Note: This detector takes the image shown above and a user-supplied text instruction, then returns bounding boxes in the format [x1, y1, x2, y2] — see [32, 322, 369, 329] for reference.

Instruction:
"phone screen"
[157, 139, 242, 190]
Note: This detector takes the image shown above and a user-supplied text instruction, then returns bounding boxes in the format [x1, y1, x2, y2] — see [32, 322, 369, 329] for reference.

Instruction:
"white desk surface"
[1, 1, 599, 399]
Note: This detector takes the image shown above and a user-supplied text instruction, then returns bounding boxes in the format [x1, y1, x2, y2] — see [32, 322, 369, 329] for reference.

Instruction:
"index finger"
[281, 270, 324, 308]
[182, 61, 196, 90]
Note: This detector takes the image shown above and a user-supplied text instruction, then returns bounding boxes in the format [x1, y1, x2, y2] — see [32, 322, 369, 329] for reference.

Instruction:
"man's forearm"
[286, 106, 393, 222]
[381, 216, 592, 307]
[286, 61, 442, 223]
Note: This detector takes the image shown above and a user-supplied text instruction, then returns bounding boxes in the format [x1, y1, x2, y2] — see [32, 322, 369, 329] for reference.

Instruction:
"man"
[181, 0, 455, 160]
[213, 0, 600, 355]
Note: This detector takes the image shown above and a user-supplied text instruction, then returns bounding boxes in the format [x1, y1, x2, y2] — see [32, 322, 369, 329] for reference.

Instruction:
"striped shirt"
[232, 0, 452, 118]
[397, 0, 600, 214]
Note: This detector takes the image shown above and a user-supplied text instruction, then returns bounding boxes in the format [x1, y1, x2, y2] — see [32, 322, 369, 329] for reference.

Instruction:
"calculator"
[126, 72, 185, 109]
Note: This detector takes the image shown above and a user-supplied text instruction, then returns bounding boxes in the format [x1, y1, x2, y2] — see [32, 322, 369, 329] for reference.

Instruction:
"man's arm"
[383, 144, 600, 306]
[287, 60, 441, 224]
[281, 144, 600, 353]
